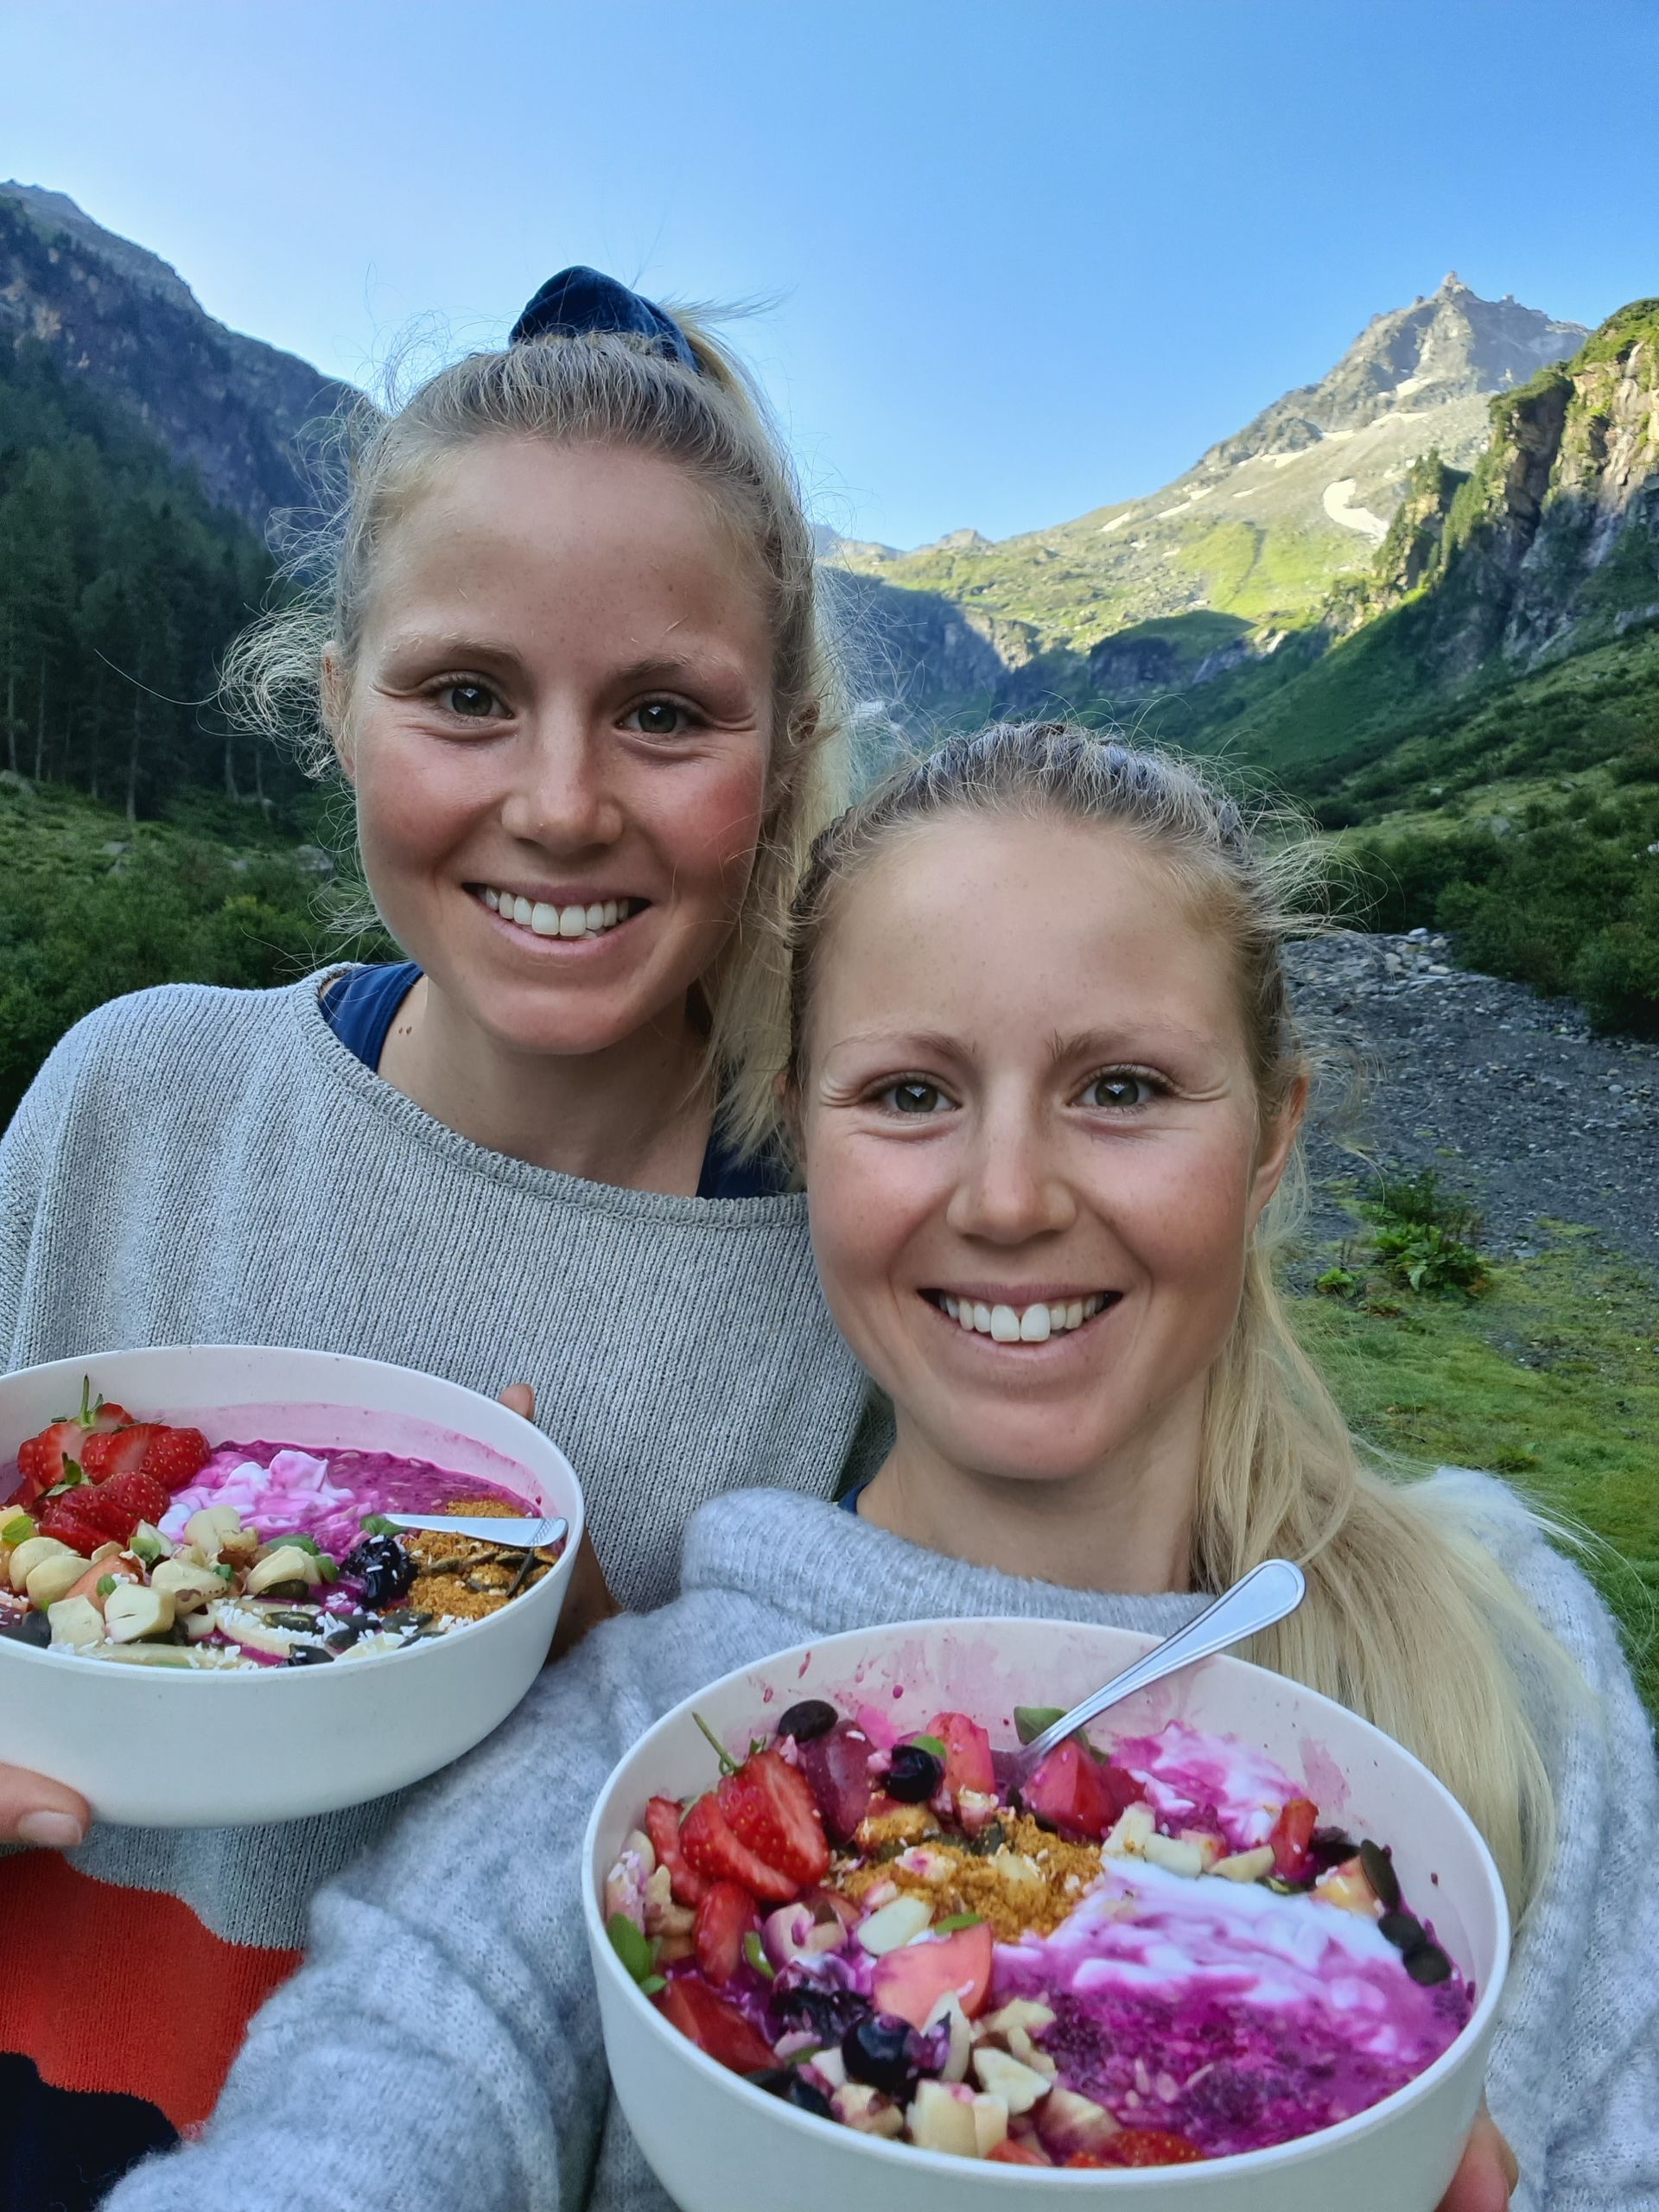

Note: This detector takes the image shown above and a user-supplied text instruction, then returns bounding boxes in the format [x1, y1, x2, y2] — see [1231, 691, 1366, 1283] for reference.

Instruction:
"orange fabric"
[0, 1852, 300, 2129]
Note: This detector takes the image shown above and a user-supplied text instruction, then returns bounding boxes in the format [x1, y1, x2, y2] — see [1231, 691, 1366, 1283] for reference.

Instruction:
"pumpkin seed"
[1403, 1941, 1452, 1986]
[1379, 1910, 1424, 1951]
[1359, 1839, 1401, 1910]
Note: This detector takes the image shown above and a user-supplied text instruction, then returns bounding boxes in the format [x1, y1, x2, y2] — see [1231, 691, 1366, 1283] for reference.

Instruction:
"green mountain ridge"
[829, 275, 1589, 696]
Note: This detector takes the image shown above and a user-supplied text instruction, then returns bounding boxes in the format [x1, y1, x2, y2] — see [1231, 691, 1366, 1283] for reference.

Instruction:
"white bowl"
[0, 1344, 584, 1826]
[584, 1618, 1508, 2211]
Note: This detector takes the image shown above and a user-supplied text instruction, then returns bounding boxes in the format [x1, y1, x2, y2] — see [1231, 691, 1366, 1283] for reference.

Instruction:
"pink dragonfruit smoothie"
[160, 1440, 529, 1556]
[992, 1857, 1470, 2157]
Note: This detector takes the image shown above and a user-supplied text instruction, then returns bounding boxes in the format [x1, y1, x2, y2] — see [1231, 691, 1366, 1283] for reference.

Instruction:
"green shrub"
[1571, 922, 1659, 1039]
[1360, 1171, 1491, 1299]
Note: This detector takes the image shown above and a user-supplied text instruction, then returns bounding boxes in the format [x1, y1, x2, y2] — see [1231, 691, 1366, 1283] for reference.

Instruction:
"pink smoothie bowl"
[583, 1618, 1509, 2212]
[0, 1344, 584, 1825]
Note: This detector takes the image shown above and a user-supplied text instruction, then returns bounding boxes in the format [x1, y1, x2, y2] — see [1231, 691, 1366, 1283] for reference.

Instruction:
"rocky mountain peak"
[1194, 280, 1586, 475]
[0, 182, 356, 531]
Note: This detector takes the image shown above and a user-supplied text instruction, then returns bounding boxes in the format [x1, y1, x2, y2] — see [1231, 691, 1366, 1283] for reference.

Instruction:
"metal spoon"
[379, 1512, 568, 1548]
[1017, 1557, 1306, 1764]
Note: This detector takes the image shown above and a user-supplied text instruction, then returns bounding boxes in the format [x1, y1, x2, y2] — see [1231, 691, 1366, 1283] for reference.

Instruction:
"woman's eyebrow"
[823, 1027, 969, 1062]
[608, 650, 755, 691]
[378, 630, 528, 671]
[1046, 1023, 1224, 1065]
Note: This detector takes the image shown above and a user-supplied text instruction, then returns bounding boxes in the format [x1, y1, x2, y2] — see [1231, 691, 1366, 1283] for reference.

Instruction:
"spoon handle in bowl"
[1021, 1557, 1307, 1761]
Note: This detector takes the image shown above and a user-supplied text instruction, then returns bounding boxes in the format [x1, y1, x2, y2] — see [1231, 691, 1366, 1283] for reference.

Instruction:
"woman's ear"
[1248, 1070, 1310, 1224]
[321, 645, 356, 783]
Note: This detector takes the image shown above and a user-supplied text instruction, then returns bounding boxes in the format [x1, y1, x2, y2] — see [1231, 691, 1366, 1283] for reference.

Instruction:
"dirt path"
[1287, 930, 1659, 1272]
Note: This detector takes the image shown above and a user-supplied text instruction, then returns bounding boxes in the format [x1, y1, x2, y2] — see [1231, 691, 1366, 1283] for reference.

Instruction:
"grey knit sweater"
[104, 1479, 1659, 2212]
[0, 976, 870, 1950]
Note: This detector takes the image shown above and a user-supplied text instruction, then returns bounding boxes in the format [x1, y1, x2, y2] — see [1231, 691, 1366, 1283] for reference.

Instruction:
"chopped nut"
[104, 1584, 176, 1642]
[972, 2045, 1052, 2115]
[925, 1990, 973, 2083]
[832, 2084, 904, 2139]
[1143, 1833, 1207, 1878]
[1212, 1844, 1275, 1883]
[1103, 1800, 1156, 1857]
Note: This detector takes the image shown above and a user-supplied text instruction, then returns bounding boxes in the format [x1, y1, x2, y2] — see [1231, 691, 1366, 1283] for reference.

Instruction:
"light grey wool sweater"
[105, 1479, 1659, 2212]
[0, 976, 871, 1949]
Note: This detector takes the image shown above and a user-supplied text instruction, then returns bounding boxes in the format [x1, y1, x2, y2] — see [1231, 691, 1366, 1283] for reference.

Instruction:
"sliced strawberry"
[645, 1796, 709, 1909]
[926, 1712, 995, 1800]
[655, 1976, 777, 2074]
[716, 1750, 830, 1888]
[94, 1467, 171, 1529]
[41, 1488, 136, 1548]
[140, 1426, 211, 1492]
[1269, 1797, 1319, 1879]
[693, 1879, 755, 1987]
[79, 1427, 154, 1482]
[871, 1920, 995, 2028]
[796, 1721, 874, 1846]
[16, 1421, 86, 1497]
[1090, 2129, 1206, 2168]
[679, 1793, 798, 1904]
[88, 1401, 133, 1433]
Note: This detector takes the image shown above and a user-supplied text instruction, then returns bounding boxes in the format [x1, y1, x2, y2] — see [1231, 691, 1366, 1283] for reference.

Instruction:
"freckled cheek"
[643, 753, 771, 913]
[806, 1142, 937, 1334]
[1129, 1145, 1258, 1316]
[353, 732, 495, 871]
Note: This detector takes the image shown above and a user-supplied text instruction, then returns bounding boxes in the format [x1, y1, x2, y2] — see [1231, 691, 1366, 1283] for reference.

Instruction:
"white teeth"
[484, 891, 633, 940]
[938, 1293, 1113, 1343]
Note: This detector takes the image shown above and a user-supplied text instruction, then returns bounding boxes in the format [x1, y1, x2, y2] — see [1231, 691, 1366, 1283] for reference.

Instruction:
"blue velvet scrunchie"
[509, 265, 699, 373]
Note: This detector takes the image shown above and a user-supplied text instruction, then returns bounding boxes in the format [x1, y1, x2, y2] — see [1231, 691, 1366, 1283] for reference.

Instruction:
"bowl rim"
[582, 1613, 1510, 2189]
[0, 1343, 585, 1687]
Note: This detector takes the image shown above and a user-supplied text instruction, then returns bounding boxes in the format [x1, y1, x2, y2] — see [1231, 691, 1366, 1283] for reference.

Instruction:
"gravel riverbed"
[1287, 931, 1659, 1274]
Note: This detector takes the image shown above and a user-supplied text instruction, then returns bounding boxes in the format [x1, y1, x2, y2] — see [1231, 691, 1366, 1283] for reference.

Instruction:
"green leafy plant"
[1360, 1171, 1491, 1298]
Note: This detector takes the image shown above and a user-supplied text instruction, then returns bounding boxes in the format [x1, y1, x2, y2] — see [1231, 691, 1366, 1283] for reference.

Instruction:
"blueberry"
[842, 2013, 918, 2097]
[775, 1699, 838, 1745]
[751, 2068, 834, 2119]
[286, 1644, 334, 1666]
[885, 1745, 943, 1803]
[0, 1608, 51, 1648]
[771, 1985, 868, 2043]
[342, 1534, 416, 1608]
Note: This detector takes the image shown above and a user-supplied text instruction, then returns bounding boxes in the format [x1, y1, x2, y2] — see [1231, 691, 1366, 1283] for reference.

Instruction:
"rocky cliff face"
[0, 183, 354, 532]
[1369, 303, 1659, 678]
[1197, 274, 1585, 469]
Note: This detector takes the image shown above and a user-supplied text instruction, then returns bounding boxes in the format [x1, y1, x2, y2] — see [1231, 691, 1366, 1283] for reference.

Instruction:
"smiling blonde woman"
[0, 269, 877, 2208]
[97, 726, 1658, 2212]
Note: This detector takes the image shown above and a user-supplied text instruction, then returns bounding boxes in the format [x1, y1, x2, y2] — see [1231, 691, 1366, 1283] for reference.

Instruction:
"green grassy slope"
[1289, 1215, 1658, 1714]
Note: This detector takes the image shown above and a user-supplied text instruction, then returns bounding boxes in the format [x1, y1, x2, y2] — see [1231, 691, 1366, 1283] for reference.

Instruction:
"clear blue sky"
[3, 0, 1656, 547]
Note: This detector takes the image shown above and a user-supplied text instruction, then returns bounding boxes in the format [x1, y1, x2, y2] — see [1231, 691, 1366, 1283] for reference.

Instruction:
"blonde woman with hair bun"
[0, 268, 878, 2207]
[99, 724, 1657, 2212]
